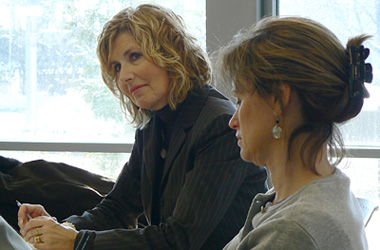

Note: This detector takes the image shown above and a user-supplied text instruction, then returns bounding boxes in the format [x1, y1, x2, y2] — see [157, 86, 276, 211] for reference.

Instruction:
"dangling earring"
[272, 116, 282, 139]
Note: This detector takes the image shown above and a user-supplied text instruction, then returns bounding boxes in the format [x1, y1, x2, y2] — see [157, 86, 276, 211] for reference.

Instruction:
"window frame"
[1, 0, 379, 159]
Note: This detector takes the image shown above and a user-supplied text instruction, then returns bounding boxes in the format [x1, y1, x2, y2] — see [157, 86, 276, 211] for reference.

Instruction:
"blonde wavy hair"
[97, 4, 211, 127]
[217, 16, 371, 173]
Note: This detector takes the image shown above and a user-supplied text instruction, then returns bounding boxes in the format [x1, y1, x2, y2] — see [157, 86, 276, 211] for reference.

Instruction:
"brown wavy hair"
[217, 16, 371, 173]
[97, 4, 211, 127]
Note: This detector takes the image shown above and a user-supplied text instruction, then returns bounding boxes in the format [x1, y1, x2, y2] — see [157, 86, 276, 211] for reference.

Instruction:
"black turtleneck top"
[150, 104, 178, 225]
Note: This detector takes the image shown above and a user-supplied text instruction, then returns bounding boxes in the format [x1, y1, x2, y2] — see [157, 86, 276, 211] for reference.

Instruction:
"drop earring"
[272, 116, 282, 139]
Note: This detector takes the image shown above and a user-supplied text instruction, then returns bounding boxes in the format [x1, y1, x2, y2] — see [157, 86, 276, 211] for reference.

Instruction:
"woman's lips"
[236, 134, 242, 146]
[130, 84, 147, 95]
[236, 133, 242, 141]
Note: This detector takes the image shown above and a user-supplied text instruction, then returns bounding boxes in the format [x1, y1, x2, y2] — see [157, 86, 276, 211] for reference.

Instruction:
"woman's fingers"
[30, 221, 78, 250]
[18, 204, 50, 226]
[22, 216, 53, 238]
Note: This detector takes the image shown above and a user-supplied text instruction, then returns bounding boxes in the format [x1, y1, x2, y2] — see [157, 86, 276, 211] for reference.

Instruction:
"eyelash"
[113, 52, 142, 73]
[114, 64, 121, 72]
[130, 52, 142, 62]
[236, 98, 241, 107]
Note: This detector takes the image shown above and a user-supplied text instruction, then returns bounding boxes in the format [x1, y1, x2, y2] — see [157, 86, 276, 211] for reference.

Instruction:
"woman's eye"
[130, 52, 142, 62]
[236, 99, 241, 107]
[114, 64, 121, 72]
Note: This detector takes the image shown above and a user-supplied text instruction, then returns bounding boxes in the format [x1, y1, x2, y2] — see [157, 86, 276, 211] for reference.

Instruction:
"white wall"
[206, 0, 277, 97]
[206, 0, 258, 54]
[206, 0, 277, 54]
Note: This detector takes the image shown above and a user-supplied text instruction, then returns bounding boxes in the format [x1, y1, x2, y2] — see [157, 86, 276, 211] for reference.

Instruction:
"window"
[2, 1, 378, 246]
[0, 0, 205, 179]
[280, 0, 380, 248]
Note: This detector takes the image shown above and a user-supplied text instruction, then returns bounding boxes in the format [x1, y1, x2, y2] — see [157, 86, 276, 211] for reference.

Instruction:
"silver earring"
[272, 117, 282, 139]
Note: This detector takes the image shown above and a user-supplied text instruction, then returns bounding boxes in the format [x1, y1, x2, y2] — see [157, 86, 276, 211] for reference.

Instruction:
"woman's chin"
[239, 150, 251, 163]
[240, 151, 263, 166]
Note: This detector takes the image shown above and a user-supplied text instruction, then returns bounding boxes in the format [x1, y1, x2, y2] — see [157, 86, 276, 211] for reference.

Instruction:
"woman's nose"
[119, 65, 133, 83]
[229, 110, 239, 129]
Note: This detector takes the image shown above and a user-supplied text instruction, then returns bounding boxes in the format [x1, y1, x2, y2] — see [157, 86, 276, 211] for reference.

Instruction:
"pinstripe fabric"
[67, 85, 267, 250]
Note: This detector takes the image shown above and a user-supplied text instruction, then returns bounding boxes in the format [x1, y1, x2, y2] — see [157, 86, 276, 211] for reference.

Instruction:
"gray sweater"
[223, 168, 368, 250]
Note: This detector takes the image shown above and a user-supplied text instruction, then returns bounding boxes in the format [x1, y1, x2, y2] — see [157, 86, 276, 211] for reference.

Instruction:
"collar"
[175, 85, 210, 129]
[153, 85, 211, 129]
[154, 104, 178, 125]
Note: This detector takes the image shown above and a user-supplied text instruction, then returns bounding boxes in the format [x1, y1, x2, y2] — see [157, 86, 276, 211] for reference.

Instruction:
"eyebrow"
[109, 48, 132, 67]
[232, 89, 239, 96]
[110, 43, 143, 65]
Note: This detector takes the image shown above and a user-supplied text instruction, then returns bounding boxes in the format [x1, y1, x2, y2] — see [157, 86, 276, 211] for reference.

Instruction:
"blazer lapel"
[142, 115, 161, 187]
[160, 86, 210, 187]
[161, 126, 186, 186]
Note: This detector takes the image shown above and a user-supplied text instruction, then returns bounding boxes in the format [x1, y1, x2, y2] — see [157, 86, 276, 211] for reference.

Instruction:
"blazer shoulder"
[192, 93, 235, 137]
[203, 88, 237, 118]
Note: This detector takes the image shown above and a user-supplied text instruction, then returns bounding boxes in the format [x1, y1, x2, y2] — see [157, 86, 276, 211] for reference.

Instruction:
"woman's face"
[110, 32, 170, 111]
[229, 90, 276, 166]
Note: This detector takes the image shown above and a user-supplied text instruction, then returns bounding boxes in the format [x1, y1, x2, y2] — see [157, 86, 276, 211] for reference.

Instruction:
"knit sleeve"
[236, 219, 318, 250]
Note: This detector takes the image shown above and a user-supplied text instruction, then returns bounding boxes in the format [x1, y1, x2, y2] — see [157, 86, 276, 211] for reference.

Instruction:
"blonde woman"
[18, 4, 267, 250]
[218, 16, 371, 249]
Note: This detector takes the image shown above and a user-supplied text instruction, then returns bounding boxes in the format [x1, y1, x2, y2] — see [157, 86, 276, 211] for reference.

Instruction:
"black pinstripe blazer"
[67, 85, 267, 250]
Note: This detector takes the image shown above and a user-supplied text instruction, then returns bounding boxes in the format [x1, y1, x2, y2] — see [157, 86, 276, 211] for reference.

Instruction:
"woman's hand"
[18, 203, 53, 228]
[21, 216, 78, 250]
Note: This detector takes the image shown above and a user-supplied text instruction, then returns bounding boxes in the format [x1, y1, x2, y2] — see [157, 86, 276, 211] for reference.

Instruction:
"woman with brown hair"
[218, 16, 371, 249]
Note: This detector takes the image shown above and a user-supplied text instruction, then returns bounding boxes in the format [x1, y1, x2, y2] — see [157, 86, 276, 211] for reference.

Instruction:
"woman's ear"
[271, 83, 292, 115]
[269, 83, 292, 116]
[278, 83, 292, 108]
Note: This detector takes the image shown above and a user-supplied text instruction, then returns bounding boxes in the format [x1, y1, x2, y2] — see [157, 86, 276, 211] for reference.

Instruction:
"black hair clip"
[348, 45, 373, 98]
